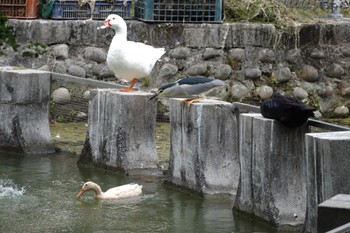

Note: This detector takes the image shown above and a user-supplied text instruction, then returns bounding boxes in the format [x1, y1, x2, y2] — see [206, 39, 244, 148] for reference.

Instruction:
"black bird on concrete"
[260, 93, 315, 128]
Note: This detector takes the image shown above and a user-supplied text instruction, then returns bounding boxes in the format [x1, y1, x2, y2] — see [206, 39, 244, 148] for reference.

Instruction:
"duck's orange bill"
[76, 189, 87, 198]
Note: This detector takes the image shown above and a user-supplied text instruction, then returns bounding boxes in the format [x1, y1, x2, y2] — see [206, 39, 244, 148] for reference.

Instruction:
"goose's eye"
[84, 184, 88, 187]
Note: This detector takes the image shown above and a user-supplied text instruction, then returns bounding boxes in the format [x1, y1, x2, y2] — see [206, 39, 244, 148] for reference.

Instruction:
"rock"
[340, 47, 350, 57]
[51, 44, 69, 59]
[231, 84, 250, 100]
[84, 47, 106, 63]
[77, 112, 87, 119]
[83, 90, 90, 100]
[169, 47, 191, 59]
[326, 63, 344, 78]
[256, 85, 273, 99]
[333, 106, 349, 117]
[159, 63, 178, 78]
[214, 64, 232, 80]
[52, 87, 71, 104]
[313, 110, 322, 118]
[300, 65, 319, 82]
[286, 49, 300, 64]
[99, 66, 115, 79]
[228, 48, 245, 61]
[244, 67, 261, 80]
[318, 86, 334, 98]
[68, 64, 86, 78]
[261, 63, 273, 75]
[259, 49, 275, 63]
[203, 48, 221, 60]
[38, 64, 50, 71]
[293, 87, 309, 99]
[273, 67, 291, 83]
[343, 87, 350, 97]
[186, 64, 208, 76]
[310, 50, 325, 59]
[53, 61, 67, 74]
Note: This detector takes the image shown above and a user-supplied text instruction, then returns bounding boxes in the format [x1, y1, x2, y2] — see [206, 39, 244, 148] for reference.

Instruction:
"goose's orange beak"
[104, 19, 111, 28]
[76, 189, 87, 198]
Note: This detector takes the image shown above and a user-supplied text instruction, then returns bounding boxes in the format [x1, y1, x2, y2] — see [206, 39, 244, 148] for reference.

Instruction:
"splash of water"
[0, 179, 26, 198]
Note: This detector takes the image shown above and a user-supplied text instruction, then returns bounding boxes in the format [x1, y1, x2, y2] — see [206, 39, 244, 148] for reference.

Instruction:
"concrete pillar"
[234, 113, 308, 230]
[0, 67, 55, 154]
[78, 89, 158, 174]
[304, 131, 350, 233]
[318, 194, 350, 232]
[167, 98, 239, 195]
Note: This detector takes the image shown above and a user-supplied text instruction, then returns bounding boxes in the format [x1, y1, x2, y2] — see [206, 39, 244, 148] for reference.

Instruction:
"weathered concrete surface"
[304, 131, 350, 233]
[78, 89, 158, 174]
[0, 67, 55, 154]
[318, 194, 350, 232]
[234, 113, 308, 230]
[167, 98, 239, 195]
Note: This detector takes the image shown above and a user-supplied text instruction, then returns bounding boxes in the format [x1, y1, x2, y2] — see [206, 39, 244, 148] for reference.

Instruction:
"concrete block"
[79, 89, 158, 174]
[0, 67, 54, 154]
[234, 113, 308, 230]
[167, 98, 239, 195]
[318, 194, 350, 232]
[304, 131, 350, 233]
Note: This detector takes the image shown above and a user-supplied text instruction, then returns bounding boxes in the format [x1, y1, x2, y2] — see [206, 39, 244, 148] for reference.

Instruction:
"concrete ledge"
[0, 67, 55, 154]
[318, 194, 350, 232]
[305, 131, 350, 233]
[234, 113, 308, 230]
[78, 89, 158, 174]
[167, 98, 239, 195]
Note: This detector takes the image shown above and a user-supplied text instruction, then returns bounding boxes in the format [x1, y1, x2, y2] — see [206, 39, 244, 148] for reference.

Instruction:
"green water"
[0, 152, 275, 233]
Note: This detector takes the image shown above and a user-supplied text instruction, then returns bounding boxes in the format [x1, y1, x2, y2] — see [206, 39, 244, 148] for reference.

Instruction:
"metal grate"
[50, 0, 131, 20]
[135, 0, 223, 23]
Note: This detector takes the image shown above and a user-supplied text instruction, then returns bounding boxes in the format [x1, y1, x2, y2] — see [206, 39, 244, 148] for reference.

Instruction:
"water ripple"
[0, 179, 26, 198]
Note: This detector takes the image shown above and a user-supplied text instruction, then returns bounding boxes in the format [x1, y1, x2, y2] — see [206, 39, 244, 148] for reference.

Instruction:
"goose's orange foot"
[119, 78, 138, 92]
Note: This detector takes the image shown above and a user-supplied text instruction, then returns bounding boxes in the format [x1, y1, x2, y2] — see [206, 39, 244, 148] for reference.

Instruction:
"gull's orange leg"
[181, 97, 205, 110]
[119, 78, 138, 92]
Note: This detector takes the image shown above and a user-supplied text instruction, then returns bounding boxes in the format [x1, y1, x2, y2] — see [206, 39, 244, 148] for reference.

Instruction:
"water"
[0, 152, 276, 233]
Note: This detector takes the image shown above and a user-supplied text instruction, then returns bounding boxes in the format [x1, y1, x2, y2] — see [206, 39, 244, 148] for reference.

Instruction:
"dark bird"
[260, 93, 315, 128]
[149, 76, 225, 108]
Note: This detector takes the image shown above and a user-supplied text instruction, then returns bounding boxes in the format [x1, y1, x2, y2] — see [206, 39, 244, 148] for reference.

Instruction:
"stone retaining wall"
[2, 19, 350, 118]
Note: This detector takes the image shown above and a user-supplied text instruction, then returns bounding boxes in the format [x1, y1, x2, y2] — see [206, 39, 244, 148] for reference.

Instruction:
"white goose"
[99, 14, 165, 92]
[76, 181, 142, 200]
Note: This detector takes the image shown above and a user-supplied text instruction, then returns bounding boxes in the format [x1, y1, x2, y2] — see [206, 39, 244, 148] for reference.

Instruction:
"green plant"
[0, 13, 19, 52]
[141, 76, 151, 88]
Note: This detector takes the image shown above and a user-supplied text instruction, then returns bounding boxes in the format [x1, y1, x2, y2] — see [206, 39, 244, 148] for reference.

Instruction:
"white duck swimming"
[99, 14, 165, 92]
[76, 181, 142, 200]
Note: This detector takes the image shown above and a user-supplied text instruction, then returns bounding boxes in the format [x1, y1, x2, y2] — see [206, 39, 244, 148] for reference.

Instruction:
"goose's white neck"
[90, 183, 103, 196]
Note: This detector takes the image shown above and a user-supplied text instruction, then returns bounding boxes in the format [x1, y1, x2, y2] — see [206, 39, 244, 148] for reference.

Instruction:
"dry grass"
[224, 0, 350, 27]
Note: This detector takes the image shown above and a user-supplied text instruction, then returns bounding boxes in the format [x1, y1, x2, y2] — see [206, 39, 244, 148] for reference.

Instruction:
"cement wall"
[304, 131, 350, 233]
[167, 98, 239, 195]
[78, 89, 159, 175]
[0, 67, 55, 154]
[234, 113, 308, 231]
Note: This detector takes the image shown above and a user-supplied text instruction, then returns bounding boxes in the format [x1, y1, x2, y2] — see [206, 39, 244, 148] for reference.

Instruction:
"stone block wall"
[2, 19, 350, 118]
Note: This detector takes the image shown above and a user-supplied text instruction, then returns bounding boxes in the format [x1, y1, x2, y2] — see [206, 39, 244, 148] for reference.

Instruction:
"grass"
[224, 0, 350, 28]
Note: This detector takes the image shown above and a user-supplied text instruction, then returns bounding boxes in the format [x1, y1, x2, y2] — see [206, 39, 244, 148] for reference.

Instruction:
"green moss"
[141, 76, 151, 88]
[227, 57, 241, 70]
[0, 14, 19, 52]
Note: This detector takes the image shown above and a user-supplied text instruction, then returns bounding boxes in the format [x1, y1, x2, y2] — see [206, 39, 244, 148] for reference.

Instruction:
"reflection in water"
[0, 151, 276, 233]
